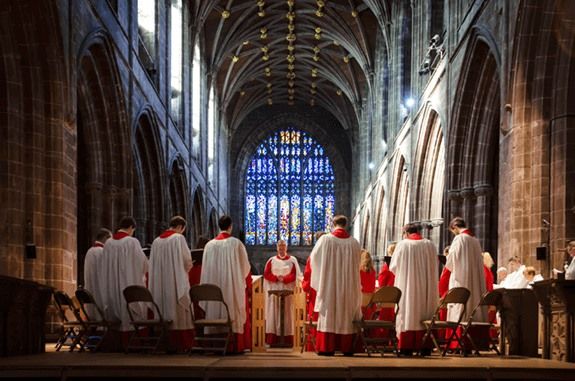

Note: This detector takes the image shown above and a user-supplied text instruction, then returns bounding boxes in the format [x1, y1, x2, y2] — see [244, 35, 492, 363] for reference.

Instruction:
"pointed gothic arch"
[391, 156, 410, 242]
[191, 187, 206, 246]
[133, 109, 166, 245]
[208, 208, 218, 238]
[76, 31, 131, 285]
[373, 185, 386, 257]
[413, 106, 445, 243]
[447, 30, 500, 255]
[168, 156, 189, 221]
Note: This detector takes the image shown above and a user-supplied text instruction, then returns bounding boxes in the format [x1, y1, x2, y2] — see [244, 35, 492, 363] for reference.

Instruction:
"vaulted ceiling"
[192, 0, 390, 133]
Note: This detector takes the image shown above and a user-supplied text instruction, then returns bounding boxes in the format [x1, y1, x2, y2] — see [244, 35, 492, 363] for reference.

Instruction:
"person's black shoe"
[399, 349, 413, 357]
[342, 352, 354, 357]
[419, 348, 432, 356]
[317, 351, 335, 356]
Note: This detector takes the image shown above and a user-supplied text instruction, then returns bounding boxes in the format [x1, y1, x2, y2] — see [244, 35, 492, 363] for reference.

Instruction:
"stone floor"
[0, 346, 574, 380]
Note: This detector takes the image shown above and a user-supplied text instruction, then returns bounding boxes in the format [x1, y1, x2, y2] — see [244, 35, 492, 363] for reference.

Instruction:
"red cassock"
[375, 263, 396, 337]
[301, 256, 318, 352]
[360, 269, 376, 319]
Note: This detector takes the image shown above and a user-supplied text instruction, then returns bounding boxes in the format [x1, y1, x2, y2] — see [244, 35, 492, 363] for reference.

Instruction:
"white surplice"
[566, 257, 575, 280]
[310, 233, 362, 334]
[83, 243, 105, 317]
[446, 233, 487, 322]
[200, 236, 251, 333]
[101, 235, 149, 331]
[149, 233, 193, 330]
[263, 255, 302, 337]
[389, 238, 439, 334]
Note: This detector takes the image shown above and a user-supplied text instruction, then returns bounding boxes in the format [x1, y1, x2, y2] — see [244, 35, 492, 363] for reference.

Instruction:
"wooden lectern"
[268, 289, 294, 347]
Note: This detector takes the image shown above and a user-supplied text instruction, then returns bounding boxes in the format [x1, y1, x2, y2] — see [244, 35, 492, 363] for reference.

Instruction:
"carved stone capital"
[474, 184, 493, 197]
[447, 189, 462, 201]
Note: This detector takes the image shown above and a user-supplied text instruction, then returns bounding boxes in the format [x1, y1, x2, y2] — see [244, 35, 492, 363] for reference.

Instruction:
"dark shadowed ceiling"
[191, 0, 389, 132]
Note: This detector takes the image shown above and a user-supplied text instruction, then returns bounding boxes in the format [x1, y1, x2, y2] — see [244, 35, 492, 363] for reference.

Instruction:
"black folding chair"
[123, 286, 172, 354]
[353, 286, 402, 357]
[75, 288, 119, 351]
[420, 287, 471, 356]
[189, 284, 234, 355]
[53, 291, 84, 352]
[460, 289, 503, 355]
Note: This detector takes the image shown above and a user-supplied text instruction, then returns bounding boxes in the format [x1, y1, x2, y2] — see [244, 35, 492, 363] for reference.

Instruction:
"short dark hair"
[169, 215, 186, 228]
[403, 222, 422, 235]
[332, 215, 348, 228]
[449, 217, 466, 230]
[118, 216, 136, 230]
[218, 215, 233, 230]
[95, 228, 112, 242]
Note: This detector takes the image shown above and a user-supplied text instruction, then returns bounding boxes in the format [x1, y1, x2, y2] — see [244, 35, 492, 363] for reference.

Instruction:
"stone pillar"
[474, 184, 493, 249]
[460, 187, 476, 226]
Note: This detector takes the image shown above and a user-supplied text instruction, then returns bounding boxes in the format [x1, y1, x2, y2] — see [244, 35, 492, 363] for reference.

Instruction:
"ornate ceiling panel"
[192, 0, 388, 132]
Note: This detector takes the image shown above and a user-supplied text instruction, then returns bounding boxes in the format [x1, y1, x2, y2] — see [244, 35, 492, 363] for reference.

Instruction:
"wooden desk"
[532, 279, 575, 362]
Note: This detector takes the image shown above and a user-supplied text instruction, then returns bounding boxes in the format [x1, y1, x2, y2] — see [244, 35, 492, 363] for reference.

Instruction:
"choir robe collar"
[113, 231, 130, 240]
[406, 233, 423, 240]
[159, 230, 177, 239]
[93, 241, 105, 248]
[276, 254, 291, 260]
[331, 228, 350, 239]
[215, 232, 232, 240]
[461, 229, 473, 236]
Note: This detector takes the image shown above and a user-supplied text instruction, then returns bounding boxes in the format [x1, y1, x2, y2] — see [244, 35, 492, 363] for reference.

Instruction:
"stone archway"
[133, 109, 166, 245]
[447, 32, 500, 256]
[413, 107, 445, 245]
[390, 156, 409, 242]
[191, 188, 206, 246]
[168, 157, 188, 219]
[76, 31, 131, 285]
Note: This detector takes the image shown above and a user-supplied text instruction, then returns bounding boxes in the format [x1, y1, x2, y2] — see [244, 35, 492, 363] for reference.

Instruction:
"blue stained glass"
[302, 195, 312, 244]
[267, 195, 278, 244]
[245, 194, 256, 245]
[257, 195, 267, 245]
[244, 128, 335, 245]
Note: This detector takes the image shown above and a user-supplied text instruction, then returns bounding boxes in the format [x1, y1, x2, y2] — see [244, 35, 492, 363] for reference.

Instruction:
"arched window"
[191, 40, 201, 158]
[244, 128, 335, 246]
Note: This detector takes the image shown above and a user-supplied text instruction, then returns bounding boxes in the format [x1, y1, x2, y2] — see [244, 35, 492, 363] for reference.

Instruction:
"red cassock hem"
[446, 325, 491, 350]
[265, 333, 294, 346]
[398, 330, 432, 350]
[315, 331, 356, 353]
[169, 329, 195, 353]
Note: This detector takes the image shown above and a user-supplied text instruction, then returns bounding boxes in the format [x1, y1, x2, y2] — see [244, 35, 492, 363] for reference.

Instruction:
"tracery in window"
[245, 129, 335, 246]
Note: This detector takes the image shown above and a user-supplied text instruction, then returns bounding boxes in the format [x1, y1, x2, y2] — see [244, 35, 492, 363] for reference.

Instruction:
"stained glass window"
[245, 128, 335, 245]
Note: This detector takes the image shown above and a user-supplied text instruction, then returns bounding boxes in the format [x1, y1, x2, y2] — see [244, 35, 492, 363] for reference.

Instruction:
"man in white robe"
[389, 223, 438, 356]
[200, 215, 252, 353]
[101, 216, 149, 349]
[149, 216, 193, 353]
[446, 217, 488, 351]
[263, 239, 302, 347]
[83, 228, 112, 317]
[566, 241, 575, 280]
[310, 215, 362, 355]
[500, 256, 525, 288]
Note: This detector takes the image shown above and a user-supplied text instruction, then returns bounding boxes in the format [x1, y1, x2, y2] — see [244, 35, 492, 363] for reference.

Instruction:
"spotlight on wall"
[368, 162, 375, 170]
[405, 97, 415, 109]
